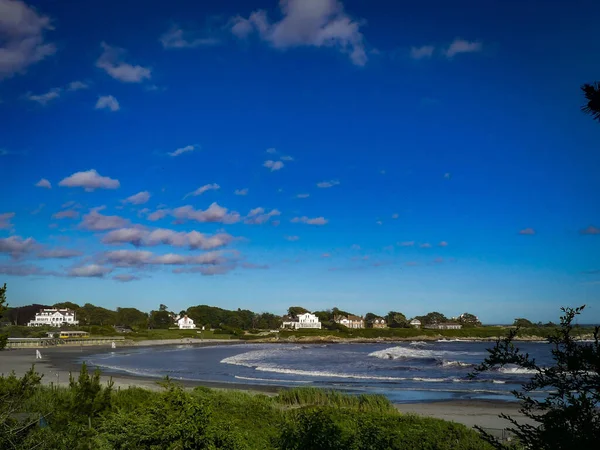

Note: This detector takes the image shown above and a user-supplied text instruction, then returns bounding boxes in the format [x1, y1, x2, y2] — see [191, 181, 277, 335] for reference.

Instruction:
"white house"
[27, 309, 79, 327]
[282, 312, 322, 329]
[177, 315, 196, 330]
[409, 319, 421, 328]
[334, 314, 365, 329]
[424, 322, 462, 330]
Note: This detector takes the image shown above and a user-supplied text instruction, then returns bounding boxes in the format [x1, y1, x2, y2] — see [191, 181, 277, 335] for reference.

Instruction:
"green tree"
[385, 311, 409, 328]
[364, 312, 378, 325]
[148, 309, 172, 329]
[288, 306, 310, 318]
[53, 301, 81, 311]
[159, 304, 168, 312]
[115, 307, 148, 329]
[581, 81, 600, 122]
[0, 283, 8, 350]
[470, 306, 600, 449]
[513, 318, 534, 328]
[458, 312, 482, 327]
[416, 311, 448, 325]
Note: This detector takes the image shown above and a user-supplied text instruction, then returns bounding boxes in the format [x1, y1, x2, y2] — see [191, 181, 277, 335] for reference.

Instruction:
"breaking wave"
[497, 365, 537, 375]
[368, 346, 472, 361]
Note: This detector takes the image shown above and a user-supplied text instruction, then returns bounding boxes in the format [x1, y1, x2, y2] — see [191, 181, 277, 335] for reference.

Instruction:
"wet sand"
[0, 345, 536, 431]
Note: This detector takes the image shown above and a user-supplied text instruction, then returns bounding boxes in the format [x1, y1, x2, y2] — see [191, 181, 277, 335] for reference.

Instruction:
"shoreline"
[0, 343, 537, 430]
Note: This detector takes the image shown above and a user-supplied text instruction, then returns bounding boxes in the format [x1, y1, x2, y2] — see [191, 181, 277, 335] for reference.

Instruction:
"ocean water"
[86, 341, 553, 403]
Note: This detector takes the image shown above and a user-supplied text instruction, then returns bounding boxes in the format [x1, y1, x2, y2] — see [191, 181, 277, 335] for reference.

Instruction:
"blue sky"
[1, 0, 599, 323]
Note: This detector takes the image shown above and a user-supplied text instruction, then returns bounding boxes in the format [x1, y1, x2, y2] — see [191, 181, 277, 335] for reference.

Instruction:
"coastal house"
[424, 322, 462, 330]
[409, 319, 421, 328]
[176, 315, 196, 330]
[282, 312, 322, 329]
[334, 315, 365, 329]
[371, 317, 387, 329]
[27, 308, 79, 327]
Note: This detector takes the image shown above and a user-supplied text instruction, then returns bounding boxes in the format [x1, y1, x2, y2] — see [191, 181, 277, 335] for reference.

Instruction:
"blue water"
[86, 341, 553, 403]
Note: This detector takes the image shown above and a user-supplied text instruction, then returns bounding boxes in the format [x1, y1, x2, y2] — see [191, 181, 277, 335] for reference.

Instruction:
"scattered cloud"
[0, 236, 37, 258]
[123, 191, 151, 205]
[316, 180, 339, 188]
[96, 42, 151, 83]
[519, 228, 536, 235]
[263, 160, 284, 171]
[580, 225, 600, 235]
[291, 216, 328, 225]
[35, 178, 51, 189]
[410, 45, 434, 59]
[432, 257, 444, 264]
[419, 243, 432, 248]
[172, 264, 236, 276]
[26, 88, 61, 105]
[296, 193, 310, 198]
[242, 262, 269, 270]
[234, 188, 248, 196]
[59, 169, 120, 191]
[31, 204, 44, 215]
[281, 155, 294, 161]
[185, 183, 220, 198]
[444, 172, 452, 179]
[169, 144, 196, 157]
[103, 227, 235, 251]
[68, 264, 112, 278]
[244, 207, 281, 225]
[0, 212, 15, 229]
[266, 147, 277, 154]
[229, 0, 368, 66]
[376, 220, 383, 225]
[444, 38, 482, 58]
[79, 208, 129, 231]
[0, 263, 50, 276]
[95, 95, 120, 112]
[322, 253, 331, 258]
[171, 203, 241, 224]
[67, 80, 89, 91]
[52, 209, 79, 220]
[113, 274, 140, 282]
[160, 25, 220, 49]
[392, 213, 399, 219]
[147, 209, 169, 221]
[405, 261, 419, 266]
[398, 241, 414, 247]
[284, 235, 300, 241]
[0, 0, 56, 80]
[37, 248, 82, 259]
[438, 241, 448, 247]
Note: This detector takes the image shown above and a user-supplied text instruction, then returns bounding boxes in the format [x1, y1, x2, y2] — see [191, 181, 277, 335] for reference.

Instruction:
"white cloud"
[316, 180, 339, 188]
[284, 235, 300, 241]
[26, 87, 61, 105]
[103, 227, 234, 251]
[410, 45, 434, 59]
[234, 188, 248, 196]
[59, 169, 120, 191]
[444, 38, 482, 58]
[79, 208, 129, 231]
[291, 216, 328, 225]
[0, 0, 56, 80]
[185, 183, 220, 198]
[244, 207, 281, 225]
[37, 248, 81, 258]
[35, 178, 51, 189]
[296, 193, 310, 198]
[438, 241, 448, 247]
[322, 253, 331, 258]
[52, 209, 79, 219]
[68, 264, 112, 278]
[229, 0, 368, 66]
[67, 80, 88, 91]
[169, 144, 196, 157]
[263, 160, 284, 171]
[519, 228, 536, 236]
[0, 212, 15, 229]
[171, 203, 241, 224]
[281, 155, 294, 161]
[398, 241, 414, 247]
[160, 25, 220, 49]
[419, 243, 432, 248]
[0, 235, 37, 258]
[113, 274, 140, 282]
[392, 213, 399, 219]
[147, 209, 169, 221]
[266, 147, 277, 154]
[95, 95, 120, 112]
[96, 42, 151, 83]
[124, 191, 151, 205]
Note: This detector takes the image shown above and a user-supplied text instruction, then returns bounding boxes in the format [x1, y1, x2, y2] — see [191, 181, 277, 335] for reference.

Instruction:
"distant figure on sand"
[111, 341, 116, 349]
[35, 350, 42, 359]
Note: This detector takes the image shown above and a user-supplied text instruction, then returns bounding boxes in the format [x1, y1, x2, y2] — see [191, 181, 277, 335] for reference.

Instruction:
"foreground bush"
[0, 367, 494, 450]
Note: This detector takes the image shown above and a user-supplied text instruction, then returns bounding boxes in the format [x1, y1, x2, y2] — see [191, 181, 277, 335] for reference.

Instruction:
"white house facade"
[334, 315, 365, 329]
[177, 315, 196, 330]
[282, 312, 322, 329]
[409, 319, 422, 328]
[27, 309, 79, 327]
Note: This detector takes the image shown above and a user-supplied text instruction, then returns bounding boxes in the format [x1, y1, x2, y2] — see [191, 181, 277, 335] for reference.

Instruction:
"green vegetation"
[1, 365, 494, 450]
[470, 306, 600, 449]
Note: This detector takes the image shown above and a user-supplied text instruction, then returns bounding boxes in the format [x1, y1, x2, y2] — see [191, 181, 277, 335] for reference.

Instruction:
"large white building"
[176, 315, 196, 330]
[334, 314, 365, 329]
[282, 312, 322, 329]
[27, 309, 79, 327]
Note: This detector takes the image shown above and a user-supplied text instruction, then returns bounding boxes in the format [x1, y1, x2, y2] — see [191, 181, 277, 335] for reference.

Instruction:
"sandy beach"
[0, 344, 536, 431]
